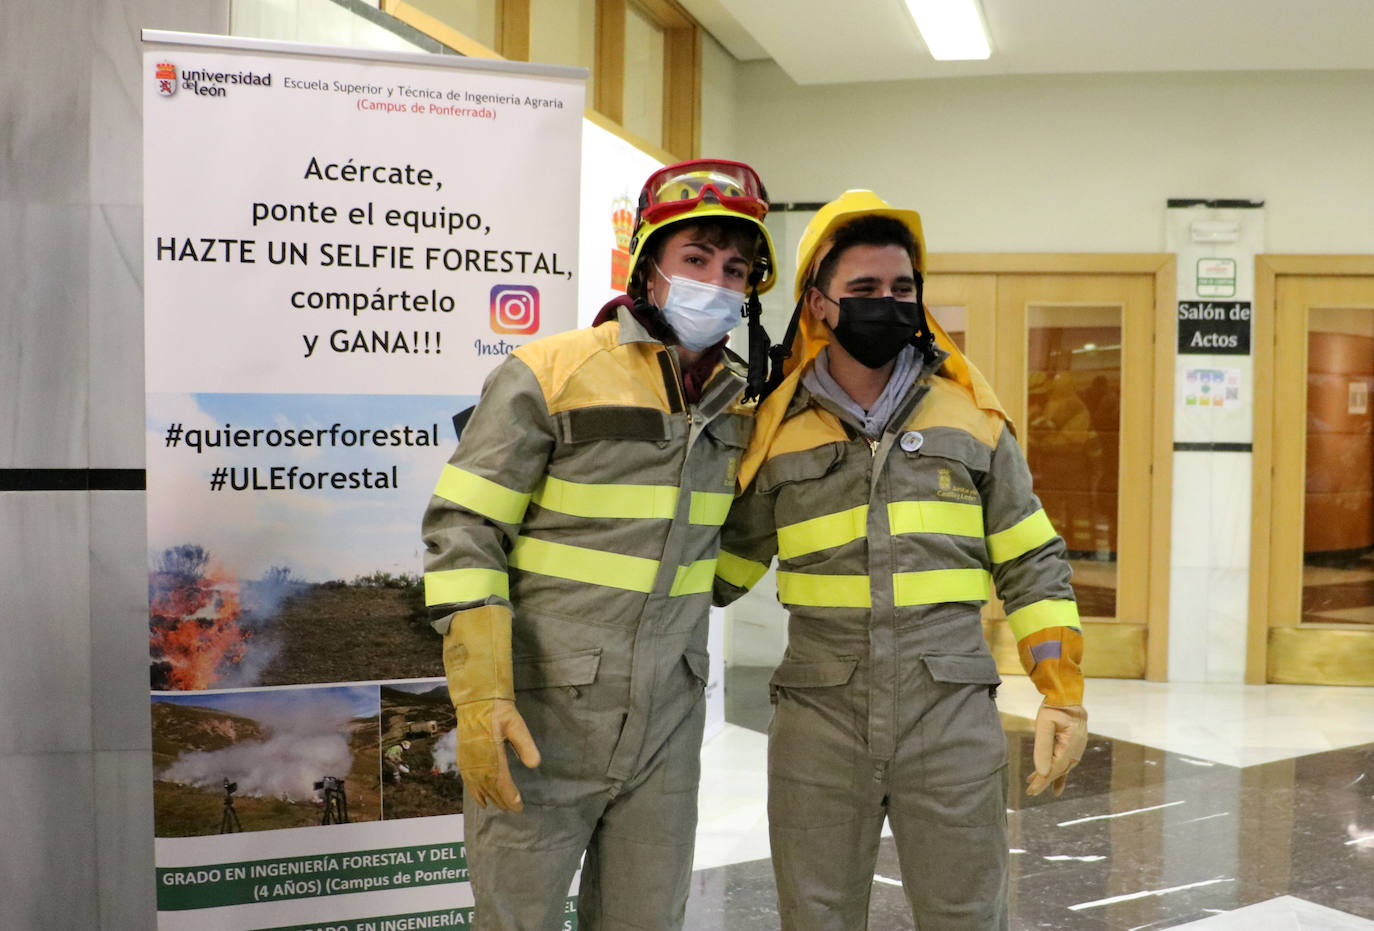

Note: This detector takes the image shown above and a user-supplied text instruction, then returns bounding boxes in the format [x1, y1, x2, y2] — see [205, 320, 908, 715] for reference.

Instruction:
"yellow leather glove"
[1016, 624, 1086, 796]
[442, 605, 541, 811]
[1026, 703, 1087, 797]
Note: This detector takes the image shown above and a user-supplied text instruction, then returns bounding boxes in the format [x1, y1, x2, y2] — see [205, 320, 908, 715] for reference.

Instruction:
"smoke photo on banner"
[151, 685, 381, 836]
[147, 392, 474, 689]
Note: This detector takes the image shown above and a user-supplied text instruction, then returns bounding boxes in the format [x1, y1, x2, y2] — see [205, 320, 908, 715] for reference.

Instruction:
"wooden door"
[926, 256, 1175, 679]
[1253, 257, 1374, 684]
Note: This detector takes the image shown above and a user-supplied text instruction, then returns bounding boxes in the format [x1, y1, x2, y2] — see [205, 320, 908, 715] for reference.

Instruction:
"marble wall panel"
[88, 204, 145, 469]
[0, 204, 91, 469]
[1208, 454, 1252, 572]
[94, 750, 156, 931]
[91, 0, 149, 208]
[0, 492, 93, 754]
[1167, 565, 1211, 682]
[0, 0, 91, 203]
[1170, 452, 1214, 570]
[1205, 567, 1252, 684]
[90, 490, 151, 751]
[0, 752, 99, 931]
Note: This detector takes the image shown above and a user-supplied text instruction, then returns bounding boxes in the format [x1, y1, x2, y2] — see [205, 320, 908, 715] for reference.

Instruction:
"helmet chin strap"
[742, 284, 769, 403]
[629, 292, 675, 344]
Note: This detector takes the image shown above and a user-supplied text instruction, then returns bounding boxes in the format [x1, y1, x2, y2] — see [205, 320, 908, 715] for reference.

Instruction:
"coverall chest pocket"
[699, 412, 751, 492]
[917, 652, 1007, 789]
[512, 647, 610, 785]
[901, 430, 989, 506]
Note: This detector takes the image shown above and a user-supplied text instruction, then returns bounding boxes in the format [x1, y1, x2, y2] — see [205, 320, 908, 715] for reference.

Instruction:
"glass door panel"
[1302, 307, 1374, 627]
[1264, 267, 1374, 685]
[1025, 305, 1123, 617]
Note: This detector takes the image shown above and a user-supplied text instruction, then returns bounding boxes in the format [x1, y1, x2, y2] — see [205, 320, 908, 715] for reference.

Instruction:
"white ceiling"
[678, 0, 1374, 85]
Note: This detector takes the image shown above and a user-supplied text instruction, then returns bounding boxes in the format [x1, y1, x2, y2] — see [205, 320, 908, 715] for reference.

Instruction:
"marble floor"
[685, 669, 1374, 930]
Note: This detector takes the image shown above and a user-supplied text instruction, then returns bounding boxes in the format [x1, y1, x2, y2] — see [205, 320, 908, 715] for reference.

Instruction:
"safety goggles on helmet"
[637, 159, 769, 227]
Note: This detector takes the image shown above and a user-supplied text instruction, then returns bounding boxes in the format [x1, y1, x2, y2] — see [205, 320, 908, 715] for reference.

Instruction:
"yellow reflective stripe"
[987, 509, 1057, 563]
[434, 465, 530, 525]
[670, 559, 718, 596]
[508, 536, 659, 593]
[776, 572, 871, 608]
[716, 550, 769, 589]
[532, 475, 678, 520]
[1007, 599, 1081, 641]
[892, 568, 990, 606]
[424, 568, 509, 607]
[888, 500, 983, 539]
[689, 491, 733, 526]
[777, 506, 869, 560]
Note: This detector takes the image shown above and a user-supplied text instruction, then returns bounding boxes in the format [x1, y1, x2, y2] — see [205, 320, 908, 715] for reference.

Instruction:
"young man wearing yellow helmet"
[714, 191, 1088, 929]
[422, 159, 776, 930]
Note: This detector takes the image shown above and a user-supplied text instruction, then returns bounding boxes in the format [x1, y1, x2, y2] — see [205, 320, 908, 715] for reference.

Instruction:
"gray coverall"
[715, 354, 1077, 930]
[423, 306, 753, 930]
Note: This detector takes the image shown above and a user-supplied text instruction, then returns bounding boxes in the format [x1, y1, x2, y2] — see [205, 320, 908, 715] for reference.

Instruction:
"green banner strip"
[256, 899, 577, 931]
[156, 843, 468, 911]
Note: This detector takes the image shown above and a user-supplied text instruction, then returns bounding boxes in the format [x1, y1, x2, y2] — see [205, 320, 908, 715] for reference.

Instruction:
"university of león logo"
[155, 62, 177, 98]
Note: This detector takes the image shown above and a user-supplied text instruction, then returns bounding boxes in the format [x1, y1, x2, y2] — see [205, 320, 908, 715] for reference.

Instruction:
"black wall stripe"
[1166, 198, 1265, 209]
[1173, 442, 1253, 453]
[0, 469, 146, 491]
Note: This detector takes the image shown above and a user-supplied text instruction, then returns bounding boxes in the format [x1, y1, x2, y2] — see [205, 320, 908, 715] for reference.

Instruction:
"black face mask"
[829, 296, 926, 369]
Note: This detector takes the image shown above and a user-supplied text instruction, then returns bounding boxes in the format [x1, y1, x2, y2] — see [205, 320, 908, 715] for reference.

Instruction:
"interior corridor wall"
[0, 2, 445, 928]
[721, 63, 1374, 668]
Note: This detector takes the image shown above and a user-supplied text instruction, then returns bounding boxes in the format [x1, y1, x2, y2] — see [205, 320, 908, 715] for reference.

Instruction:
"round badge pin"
[900, 431, 924, 452]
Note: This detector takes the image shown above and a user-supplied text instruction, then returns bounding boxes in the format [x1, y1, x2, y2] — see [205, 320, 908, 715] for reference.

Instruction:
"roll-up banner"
[143, 31, 585, 929]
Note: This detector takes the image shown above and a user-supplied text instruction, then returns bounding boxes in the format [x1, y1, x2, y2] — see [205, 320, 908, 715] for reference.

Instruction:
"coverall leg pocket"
[510, 648, 603, 803]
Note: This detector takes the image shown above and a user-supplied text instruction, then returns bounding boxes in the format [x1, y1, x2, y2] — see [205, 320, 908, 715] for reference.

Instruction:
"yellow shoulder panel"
[905, 375, 1005, 449]
[769, 405, 848, 459]
[513, 323, 671, 414]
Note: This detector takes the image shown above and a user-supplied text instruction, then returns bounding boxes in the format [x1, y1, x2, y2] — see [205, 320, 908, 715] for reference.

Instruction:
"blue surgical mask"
[654, 265, 745, 351]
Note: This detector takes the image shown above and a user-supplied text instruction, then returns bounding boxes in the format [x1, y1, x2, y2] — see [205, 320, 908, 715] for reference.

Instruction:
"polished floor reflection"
[687, 669, 1374, 930]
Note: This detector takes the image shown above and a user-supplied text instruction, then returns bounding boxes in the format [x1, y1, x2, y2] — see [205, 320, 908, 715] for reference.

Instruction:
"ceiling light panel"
[905, 0, 992, 60]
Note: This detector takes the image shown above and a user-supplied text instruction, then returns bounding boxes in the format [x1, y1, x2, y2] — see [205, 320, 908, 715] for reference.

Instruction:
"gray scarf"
[804, 344, 919, 438]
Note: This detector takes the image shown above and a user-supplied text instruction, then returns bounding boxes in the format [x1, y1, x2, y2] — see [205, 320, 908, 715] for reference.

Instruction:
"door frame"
[1250, 255, 1374, 683]
[926, 253, 1176, 680]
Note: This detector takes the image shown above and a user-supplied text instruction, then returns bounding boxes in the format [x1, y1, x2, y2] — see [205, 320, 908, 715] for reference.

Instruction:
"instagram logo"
[490, 285, 540, 334]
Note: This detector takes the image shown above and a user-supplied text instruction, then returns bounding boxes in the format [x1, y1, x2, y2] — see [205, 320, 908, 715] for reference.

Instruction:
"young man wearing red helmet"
[422, 159, 776, 929]
[715, 191, 1089, 930]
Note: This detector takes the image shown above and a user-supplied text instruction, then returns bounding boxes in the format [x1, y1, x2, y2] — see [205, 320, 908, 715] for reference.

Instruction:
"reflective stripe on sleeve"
[688, 491, 734, 526]
[987, 509, 1058, 563]
[670, 559, 718, 596]
[716, 550, 769, 590]
[777, 506, 869, 560]
[508, 536, 659, 593]
[776, 572, 871, 608]
[1007, 599, 1081, 641]
[892, 568, 991, 606]
[434, 465, 531, 525]
[424, 567, 510, 607]
[887, 500, 983, 539]
[532, 475, 678, 520]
